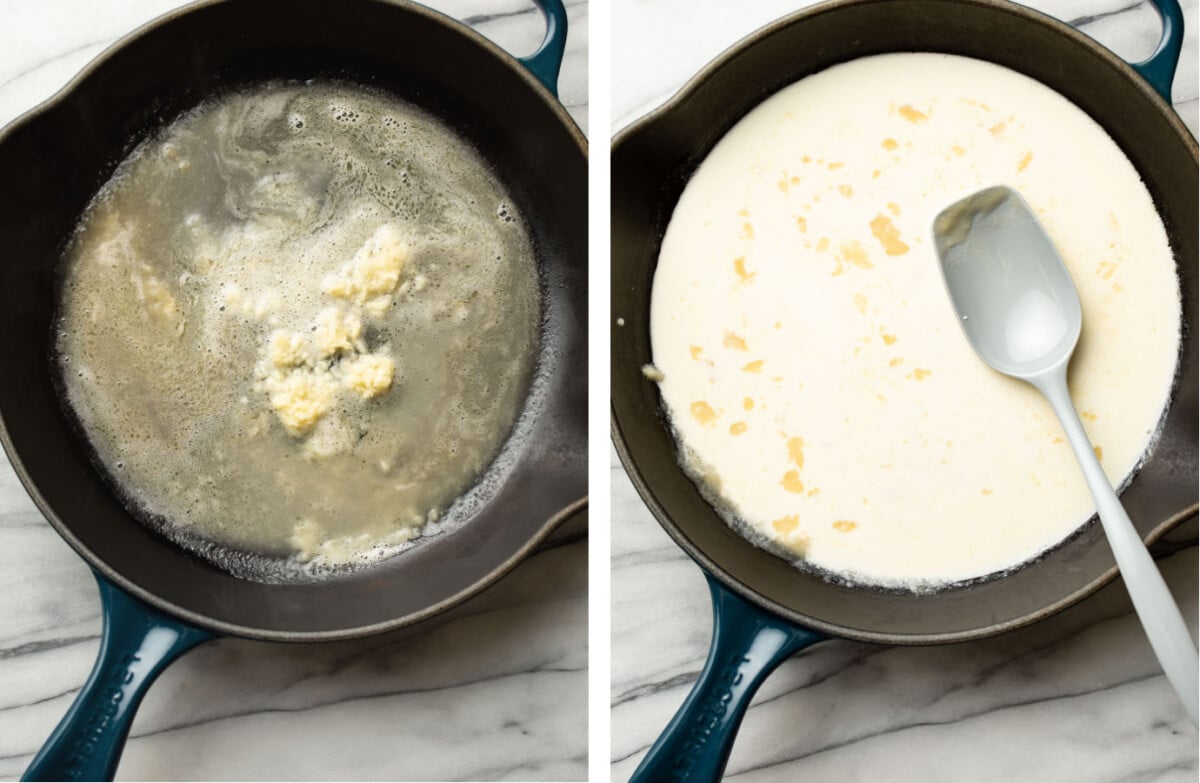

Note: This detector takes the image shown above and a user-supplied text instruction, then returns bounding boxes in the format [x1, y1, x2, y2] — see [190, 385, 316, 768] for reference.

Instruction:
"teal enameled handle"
[517, 0, 568, 97]
[1133, 0, 1184, 101]
[630, 574, 828, 783]
[22, 573, 213, 782]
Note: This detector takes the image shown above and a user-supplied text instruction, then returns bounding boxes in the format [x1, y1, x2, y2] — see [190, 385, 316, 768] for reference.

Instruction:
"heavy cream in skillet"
[649, 53, 1180, 588]
[57, 82, 539, 575]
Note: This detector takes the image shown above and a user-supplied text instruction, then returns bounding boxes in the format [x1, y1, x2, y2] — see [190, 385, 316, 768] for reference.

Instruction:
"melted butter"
[869, 214, 910, 256]
[773, 515, 800, 535]
[57, 81, 539, 574]
[734, 256, 755, 283]
[690, 401, 719, 426]
[781, 471, 805, 493]
[787, 436, 805, 469]
[839, 241, 872, 269]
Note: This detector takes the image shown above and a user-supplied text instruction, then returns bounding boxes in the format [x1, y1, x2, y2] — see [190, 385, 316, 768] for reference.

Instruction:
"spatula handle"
[1038, 368, 1199, 724]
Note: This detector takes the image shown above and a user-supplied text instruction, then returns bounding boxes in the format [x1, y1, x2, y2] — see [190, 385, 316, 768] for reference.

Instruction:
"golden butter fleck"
[910, 368, 931, 381]
[898, 105, 929, 123]
[882, 333, 897, 346]
[689, 345, 704, 360]
[951, 145, 966, 156]
[881, 138, 899, 151]
[838, 184, 854, 197]
[887, 202, 901, 216]
[743, 397, 755, 411]
[815, 237, 830, 252]
[1094, 446, 1103, 460]
[839, 241, 872, 270]
[828, 162, 845, 171]
[730, 421, 748, 436]
[737, 208, 749, 217]
[1096, 261, 1117, 280]
[869, 214, 910, 256]
[1081, 411, 1097, 421]
[741, 222, 754, 239]
[807, 488, 820, 497]
[872, 169, 881, 179]
[781, 471, 805, 494]
[734, 256, 756, 284]
[982, 488, 993, 495]
[889, 357, 903, 367]
[1018, 151, 1033, 172]
[773, 514, 800, 535]
[853, 293, 867, 314]
[787, 436, 805, 469]
[742, 360, 764, 373]
[796, 216, 808, 233]
[833, 520, 858, 532]
[989, 121, 1007, 136]
[724, 332, 749, 351]
[690, 401, 719, 426]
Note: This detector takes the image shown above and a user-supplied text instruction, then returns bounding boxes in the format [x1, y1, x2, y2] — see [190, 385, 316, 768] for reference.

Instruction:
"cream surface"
[650, 53, 1181, 587]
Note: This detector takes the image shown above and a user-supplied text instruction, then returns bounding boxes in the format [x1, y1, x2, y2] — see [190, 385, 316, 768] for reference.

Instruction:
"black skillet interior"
[0, 0, 587, 639]
[611, 0, 1198, 644]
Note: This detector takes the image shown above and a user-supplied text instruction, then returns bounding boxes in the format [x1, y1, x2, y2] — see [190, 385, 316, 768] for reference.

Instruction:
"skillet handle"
[630, 574, 827, 783]
[1133, 0, 1184, 101]
[22, 573, 213, 782]
[518, 0, 569, 96]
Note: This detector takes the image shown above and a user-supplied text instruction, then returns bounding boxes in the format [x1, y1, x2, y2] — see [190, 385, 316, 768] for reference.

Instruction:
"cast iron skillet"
[611, 0, 1196, 779]
[0, 0, 586, 779]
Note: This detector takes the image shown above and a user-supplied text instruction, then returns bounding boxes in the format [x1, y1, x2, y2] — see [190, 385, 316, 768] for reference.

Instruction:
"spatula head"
[933, 186, 1082, 380]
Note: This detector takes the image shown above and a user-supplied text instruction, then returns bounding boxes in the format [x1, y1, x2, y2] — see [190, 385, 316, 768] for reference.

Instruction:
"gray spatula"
[933, 185, 1198, 724]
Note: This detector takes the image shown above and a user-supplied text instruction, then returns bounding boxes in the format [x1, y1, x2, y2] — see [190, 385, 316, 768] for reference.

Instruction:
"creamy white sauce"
[650, 53, 1181, 588]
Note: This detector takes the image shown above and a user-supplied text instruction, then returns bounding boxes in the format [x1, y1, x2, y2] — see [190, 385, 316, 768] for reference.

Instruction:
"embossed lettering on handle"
[668, 652, 750, 781]
[631, 574, 827, 783]
[23, 574, 213, 782]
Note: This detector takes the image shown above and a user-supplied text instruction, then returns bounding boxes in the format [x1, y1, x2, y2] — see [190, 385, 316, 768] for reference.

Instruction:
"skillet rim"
[0, 0, 589, 642]
[610, 0, 1198, 645]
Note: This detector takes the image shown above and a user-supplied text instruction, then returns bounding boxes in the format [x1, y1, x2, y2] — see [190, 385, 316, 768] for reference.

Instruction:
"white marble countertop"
[610, 1, 1199, 780]
[0, 1, 587, 781]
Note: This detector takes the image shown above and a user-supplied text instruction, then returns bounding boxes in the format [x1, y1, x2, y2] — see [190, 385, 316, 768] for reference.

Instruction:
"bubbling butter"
[650, 53, 1181, 588]
[56, 81, 539, 576]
